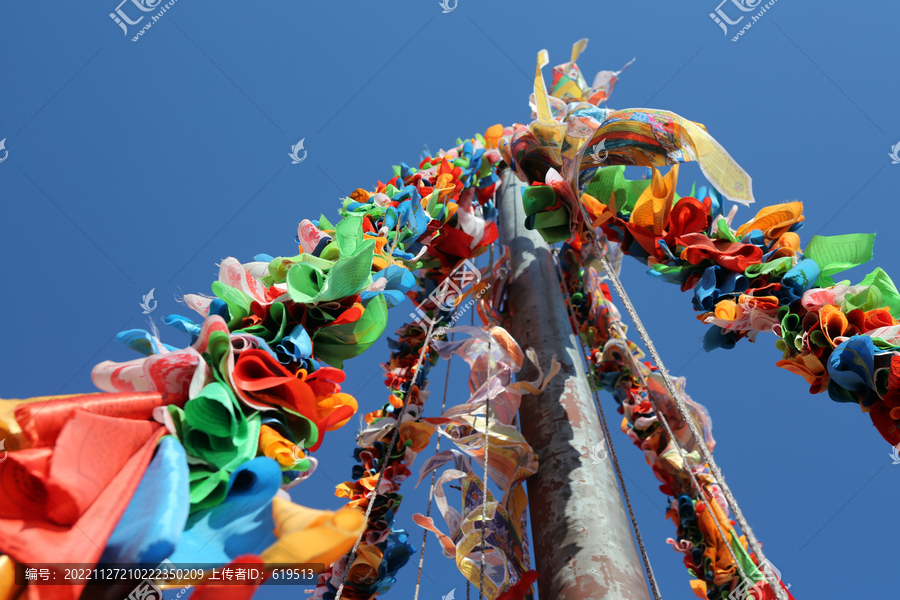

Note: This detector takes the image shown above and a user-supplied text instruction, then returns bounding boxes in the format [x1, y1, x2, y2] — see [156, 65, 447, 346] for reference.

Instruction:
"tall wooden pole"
[497, 170, 652, 600]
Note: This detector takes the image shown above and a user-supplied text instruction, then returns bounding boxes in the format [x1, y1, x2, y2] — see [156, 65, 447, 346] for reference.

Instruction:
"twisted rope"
[413, 326, 456, 600]
[581, 222, 787, 600]
[334, 317, 438, 600]
[479, 242, 495, 599]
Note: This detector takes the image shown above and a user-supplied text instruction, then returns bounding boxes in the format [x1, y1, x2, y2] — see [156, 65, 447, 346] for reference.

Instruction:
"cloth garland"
[582, 165, 900, 446]
[506, 39, 900, 451]
[0, 128, 507, 600]
[305, 135, 510, 598]
[313, 320, 438, 599]
[558, 238, 793, 600]
[314, 261, 524, 599]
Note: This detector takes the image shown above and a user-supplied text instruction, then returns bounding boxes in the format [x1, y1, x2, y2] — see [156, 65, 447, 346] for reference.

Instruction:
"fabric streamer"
[411, 325, 550, 600]
[99, 436, 191, 565]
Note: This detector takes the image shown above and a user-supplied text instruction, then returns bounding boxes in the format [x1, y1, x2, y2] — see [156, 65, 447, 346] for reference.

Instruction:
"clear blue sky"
[1, 0, 898, 598]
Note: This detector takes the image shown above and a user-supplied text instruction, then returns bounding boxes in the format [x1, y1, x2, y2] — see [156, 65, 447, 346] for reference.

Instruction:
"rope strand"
[469, 287, 475, 600]
[584, 232, 787, 600]
[334, 317, 438, 600]
[413, 326, 456, 600]
[596, 279, 752, 587]
[573, 240, 752, 586]
[562, 241, 752, 588]
[479, 243, 495, 599]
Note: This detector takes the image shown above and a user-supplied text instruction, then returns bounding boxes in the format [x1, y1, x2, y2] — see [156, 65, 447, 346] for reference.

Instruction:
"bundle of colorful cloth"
[0, 125, 512, 600]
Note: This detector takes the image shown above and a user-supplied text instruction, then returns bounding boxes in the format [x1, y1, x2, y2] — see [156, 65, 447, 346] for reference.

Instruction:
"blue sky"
[1, 0, 898, 598]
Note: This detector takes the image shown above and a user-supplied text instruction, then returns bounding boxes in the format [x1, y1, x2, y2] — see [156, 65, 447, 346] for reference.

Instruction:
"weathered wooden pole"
[497, 170, 652, 600]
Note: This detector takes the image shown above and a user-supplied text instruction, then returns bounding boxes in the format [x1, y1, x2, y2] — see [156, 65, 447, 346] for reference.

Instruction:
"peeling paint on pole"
[497, 172, 651, 600]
